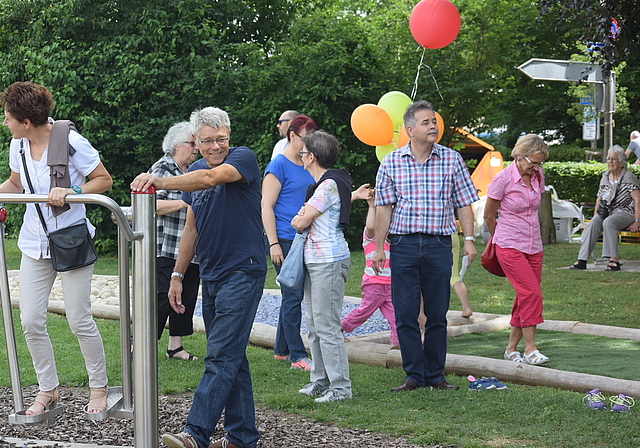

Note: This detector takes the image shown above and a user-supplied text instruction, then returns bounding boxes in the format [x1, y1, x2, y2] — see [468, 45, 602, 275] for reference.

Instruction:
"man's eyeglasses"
[299, 151, 310, 157]
[182, 141, 196, 147]
[278, 119, 291, 125]
[524, 156, 544, 167]
[196, 136, 230, 147]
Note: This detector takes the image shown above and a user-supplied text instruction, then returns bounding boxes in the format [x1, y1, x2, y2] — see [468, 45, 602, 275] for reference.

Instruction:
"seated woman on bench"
[570, 145, 640, 271]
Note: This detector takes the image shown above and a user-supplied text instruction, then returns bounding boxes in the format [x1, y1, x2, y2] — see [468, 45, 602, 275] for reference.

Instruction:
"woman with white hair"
[148, 121, 200, 360]
[570, 145, 640, 271]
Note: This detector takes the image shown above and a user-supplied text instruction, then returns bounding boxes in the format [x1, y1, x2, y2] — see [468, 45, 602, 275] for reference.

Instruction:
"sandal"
[504, 349, 523, 362]
[569, 260, 587, 270]
[166, 346, 198, 361]
[523, 350, 549, 365]
[86, 386, 108, 414]
[25, 387, 59, 415]
[604, 260, 621, 271]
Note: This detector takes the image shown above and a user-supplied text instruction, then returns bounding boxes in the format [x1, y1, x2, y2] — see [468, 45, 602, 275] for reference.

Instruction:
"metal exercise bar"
[0, 190, 158, 442]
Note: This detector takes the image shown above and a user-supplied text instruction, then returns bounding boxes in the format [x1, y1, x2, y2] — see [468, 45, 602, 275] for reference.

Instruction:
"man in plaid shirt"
[372, 100, 479, 392]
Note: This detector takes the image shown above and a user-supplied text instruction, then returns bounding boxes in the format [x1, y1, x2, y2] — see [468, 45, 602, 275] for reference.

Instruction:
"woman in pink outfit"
[341, 194, 399, 346]
[483, 134, 550, 366]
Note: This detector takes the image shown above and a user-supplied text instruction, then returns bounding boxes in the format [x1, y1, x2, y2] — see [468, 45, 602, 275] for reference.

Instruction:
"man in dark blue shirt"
[132, 106, 266, 448]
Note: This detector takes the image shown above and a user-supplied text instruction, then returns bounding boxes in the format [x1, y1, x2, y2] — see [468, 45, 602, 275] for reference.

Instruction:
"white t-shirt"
[271, 138, 288, 160]
[9, 131, 101, 259]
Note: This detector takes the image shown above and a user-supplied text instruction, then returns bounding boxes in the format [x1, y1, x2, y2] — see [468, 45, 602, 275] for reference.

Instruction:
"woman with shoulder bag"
[483, 134, 550, 366]
[0, 82, 113, 415]
[569, 145, 640, 271]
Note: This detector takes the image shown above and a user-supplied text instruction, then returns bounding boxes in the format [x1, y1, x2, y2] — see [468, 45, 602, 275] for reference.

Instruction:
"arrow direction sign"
[517, 58, 605, 84]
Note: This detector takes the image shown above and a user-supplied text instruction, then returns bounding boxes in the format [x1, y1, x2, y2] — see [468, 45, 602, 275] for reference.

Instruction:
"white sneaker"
[298, 382, 327, 397]
[314, 388, 352, 403]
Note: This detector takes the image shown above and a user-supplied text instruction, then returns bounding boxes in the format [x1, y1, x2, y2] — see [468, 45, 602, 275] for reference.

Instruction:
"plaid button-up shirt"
[375, 143, 478, 235]
[149, 155, 190, 260]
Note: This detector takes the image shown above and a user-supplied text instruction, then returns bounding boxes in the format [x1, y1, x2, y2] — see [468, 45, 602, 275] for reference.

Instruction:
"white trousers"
[19, 254, 107, 391]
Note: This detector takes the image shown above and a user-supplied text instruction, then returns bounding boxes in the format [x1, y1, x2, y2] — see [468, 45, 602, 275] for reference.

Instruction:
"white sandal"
[504, 349, 523, 362]
[523, 350, 549, 365]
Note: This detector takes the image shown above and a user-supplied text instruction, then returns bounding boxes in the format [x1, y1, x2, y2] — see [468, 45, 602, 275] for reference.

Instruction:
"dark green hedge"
[543, 161, 640, 204]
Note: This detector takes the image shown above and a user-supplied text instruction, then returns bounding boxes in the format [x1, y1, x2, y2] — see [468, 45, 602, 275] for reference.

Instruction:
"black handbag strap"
[19, 139, 50, 237]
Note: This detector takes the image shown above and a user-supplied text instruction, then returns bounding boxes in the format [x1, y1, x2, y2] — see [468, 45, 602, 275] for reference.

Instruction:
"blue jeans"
[273, 238, 307, 362]
[389, 234, 452, 386]
[184, 271, 265, 448]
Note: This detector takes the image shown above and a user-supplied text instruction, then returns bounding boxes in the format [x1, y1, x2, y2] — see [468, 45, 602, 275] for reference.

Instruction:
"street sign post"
[517, 58, 605, 84]
[517, 58, 615, 159]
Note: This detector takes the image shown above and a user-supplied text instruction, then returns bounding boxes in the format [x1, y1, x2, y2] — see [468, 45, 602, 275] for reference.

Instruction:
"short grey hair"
[190, 107, 231, 136]
[403, 100, 435, 128]
[630, 131, 640, 140]
[162, 121, 193, 156]
[282, 110, 300, 120]
[608, 144, 627, 165]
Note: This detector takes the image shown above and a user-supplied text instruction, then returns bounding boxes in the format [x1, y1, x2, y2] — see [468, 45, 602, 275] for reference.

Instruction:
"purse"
[275, 228, 309, 289]
[481, 235, 506, 277]
[20, 140, 97, 272]
[596, 201, 610, 219]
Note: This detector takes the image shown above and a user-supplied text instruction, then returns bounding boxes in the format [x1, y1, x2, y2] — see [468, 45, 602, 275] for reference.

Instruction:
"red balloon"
[409, 0, 461, 49]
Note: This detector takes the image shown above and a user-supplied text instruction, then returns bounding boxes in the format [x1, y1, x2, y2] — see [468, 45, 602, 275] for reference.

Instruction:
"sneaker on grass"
[610, 394, 635, 412]
[298, 382, 328, 397]
[314, 388, 352, 403]
[583, 388, 606, 410]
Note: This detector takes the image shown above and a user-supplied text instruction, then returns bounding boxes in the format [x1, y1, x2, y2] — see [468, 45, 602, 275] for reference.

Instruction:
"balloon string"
[410, 47, 444, 102]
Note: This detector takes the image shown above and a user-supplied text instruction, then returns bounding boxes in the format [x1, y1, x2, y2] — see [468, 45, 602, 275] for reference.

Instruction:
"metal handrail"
[0, 193, 143, 241]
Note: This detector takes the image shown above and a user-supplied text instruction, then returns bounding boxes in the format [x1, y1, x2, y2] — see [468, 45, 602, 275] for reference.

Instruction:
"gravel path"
[0, 386, 444, 448]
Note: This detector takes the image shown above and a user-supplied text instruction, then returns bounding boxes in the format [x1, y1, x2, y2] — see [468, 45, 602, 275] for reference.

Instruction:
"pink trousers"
[495, 246, 544, 328]
[341, 282, 399, 346]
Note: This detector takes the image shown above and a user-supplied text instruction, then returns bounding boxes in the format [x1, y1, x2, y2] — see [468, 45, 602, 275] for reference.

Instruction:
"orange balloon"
[396, 125, 409, 148]
[435, 112, 445, 143]
[376, 143, 396, 162]
[351, 104, 394, 146]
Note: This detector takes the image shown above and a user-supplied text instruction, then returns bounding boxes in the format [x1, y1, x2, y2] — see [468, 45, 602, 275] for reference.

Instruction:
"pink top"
[362, 228, 391, 285]
[487, 161, 545, 255]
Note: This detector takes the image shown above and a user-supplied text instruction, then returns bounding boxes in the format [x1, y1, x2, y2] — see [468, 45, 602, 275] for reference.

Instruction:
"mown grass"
[2, 238, 640, 447]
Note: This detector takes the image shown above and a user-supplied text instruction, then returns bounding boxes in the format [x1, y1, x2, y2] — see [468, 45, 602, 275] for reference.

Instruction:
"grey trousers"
[303, 259, 351, 395]
[578, 212, 635, 260]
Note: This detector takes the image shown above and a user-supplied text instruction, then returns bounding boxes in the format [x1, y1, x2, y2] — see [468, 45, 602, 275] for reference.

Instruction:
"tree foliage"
[0, 0, 637, 248]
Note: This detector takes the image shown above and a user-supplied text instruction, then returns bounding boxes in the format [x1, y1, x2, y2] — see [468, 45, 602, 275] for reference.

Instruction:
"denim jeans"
[272, 238, 308, 362]
[389, 234, 452, 386]
[184, 271, 265, 448]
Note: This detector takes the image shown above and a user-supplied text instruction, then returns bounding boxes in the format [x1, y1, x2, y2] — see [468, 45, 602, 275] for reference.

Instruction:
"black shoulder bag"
[19, 139, 97, 272]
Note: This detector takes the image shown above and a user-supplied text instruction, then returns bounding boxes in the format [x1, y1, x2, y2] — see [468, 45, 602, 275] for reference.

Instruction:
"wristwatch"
[464, 236, 475, 242]
[635, 219, 640, 223]
[171, 272, 184, 279]
[71, 185, 82, 194]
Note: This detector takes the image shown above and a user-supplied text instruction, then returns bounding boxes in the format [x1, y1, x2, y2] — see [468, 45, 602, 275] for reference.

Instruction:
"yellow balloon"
[378, 91, 412, 130]
[375, 143, 396, 162]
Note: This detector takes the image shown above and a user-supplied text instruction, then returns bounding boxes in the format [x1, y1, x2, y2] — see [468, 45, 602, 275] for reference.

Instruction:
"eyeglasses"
[278, 119, 291, 125]
[606, 157, 620, 162]
[181, 141, 196, 147]
[524, 156, 544, 167]
[299, 151, 310, 157]
[196, 136, 230, 147]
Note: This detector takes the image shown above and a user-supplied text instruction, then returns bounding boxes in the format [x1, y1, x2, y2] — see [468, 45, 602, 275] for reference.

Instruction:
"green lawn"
[2, 238, 640, 447]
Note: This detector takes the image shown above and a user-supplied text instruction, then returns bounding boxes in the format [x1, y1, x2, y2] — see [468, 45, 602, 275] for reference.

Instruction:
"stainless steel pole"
[131, 188, 158, 448]
[0, 208, 24, 412]
[602, 72, 616, 161]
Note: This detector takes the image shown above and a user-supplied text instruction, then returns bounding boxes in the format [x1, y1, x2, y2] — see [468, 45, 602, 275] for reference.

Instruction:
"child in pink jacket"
[341, 195, 399, 346]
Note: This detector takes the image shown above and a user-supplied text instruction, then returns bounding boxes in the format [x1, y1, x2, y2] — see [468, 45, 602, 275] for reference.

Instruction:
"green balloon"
[378, 91, 412, 130]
